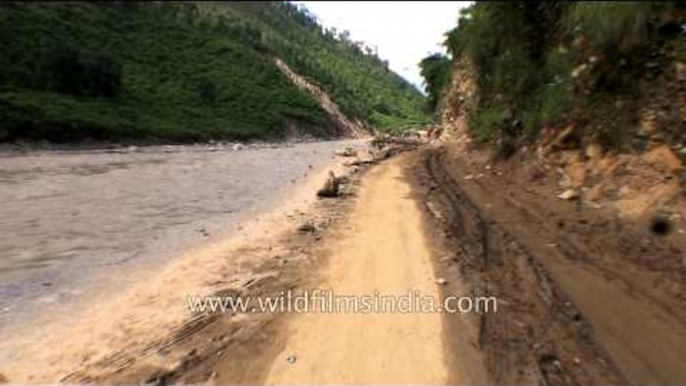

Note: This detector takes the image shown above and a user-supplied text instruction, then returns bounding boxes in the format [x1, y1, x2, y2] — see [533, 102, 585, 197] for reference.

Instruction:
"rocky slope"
[420, 3, 686, 384]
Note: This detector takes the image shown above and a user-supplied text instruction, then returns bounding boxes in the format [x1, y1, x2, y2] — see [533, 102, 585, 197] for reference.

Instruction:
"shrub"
[424, 1, 680, 150]
[563, 2, 657, 51]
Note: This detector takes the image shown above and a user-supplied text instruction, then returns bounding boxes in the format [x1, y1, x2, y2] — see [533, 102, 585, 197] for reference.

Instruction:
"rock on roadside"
[317, 171, 340, 198]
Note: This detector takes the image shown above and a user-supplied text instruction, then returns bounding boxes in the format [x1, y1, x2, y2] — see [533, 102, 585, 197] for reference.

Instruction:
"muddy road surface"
[412, 143, 686, 385]
[0, 140, 364, 354]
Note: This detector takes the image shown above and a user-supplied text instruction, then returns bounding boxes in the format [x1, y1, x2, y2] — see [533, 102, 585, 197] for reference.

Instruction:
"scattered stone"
[558, 189, 579, 200]
[208, 371, 218, 380]
[552, 125, 579, 149]
[297, 222, 316, 233]
[564, 161, 587, 189]
[463, 174, 474, 180]
[426, 201, 443, 219]
[334, 147, 357, 157]
[435, 278, 448, 285]
[232, 144, 244, 151]
[571, 64, 587, 78]
[317, 171, 340, 198]
[643, 145, 684, 173]
[347, 158, 374, 166]
[585, 143, 603, 163]
[573, 357, 581, 365]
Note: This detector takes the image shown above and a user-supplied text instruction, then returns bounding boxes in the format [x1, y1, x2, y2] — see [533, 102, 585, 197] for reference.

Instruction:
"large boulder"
[317, 171, 340, 197]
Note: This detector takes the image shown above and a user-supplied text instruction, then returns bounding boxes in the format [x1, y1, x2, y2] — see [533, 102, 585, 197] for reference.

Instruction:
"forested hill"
[0, 2, 428, 143]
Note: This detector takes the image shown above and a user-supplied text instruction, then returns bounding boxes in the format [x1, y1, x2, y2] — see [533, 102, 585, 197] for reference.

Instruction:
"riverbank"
[0, 139, 368, 382]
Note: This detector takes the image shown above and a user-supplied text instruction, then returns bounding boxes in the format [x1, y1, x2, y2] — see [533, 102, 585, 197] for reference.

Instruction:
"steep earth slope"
[415, 3, 686, 384]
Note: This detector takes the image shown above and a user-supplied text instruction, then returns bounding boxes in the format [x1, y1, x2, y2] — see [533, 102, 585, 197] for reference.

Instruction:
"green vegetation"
[422, 2, 684, 149]
[0, 2, 427, 143]
[208, 2, 429, 130]
[419, 53, 451, 113]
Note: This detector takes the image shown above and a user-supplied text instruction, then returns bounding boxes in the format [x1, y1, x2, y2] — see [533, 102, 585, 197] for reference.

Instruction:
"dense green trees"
[0, 2, 427, 143]
[422, 1, 684, 148]
[419, 53, 451, 112]
[215, 2, 429, 131]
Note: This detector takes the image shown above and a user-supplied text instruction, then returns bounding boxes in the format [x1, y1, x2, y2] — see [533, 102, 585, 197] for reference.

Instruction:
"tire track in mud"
[416, 144, 686, 385]
[417, 146, 626, 385]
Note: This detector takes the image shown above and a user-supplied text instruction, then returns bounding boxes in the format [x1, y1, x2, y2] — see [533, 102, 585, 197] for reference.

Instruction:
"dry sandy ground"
[0, 140, 368, 383]
[1, 147, 487, 385]
[0, 140, 363, 337]
[261, 154, 452, 385]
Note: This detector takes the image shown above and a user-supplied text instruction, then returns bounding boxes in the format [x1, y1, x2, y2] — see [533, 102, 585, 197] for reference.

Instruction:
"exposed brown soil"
[410, 142, 686, 385]
[3, 138, 685, 385]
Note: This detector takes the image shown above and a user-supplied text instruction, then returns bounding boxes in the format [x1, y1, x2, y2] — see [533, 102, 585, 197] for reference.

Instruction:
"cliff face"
[437, 56, 477, 142]
[424, 8, 686, 383]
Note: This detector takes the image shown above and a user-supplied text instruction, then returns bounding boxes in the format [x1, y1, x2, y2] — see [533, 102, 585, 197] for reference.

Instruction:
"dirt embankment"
[425, 47, 686, 384]
[411, 141, 686, 385]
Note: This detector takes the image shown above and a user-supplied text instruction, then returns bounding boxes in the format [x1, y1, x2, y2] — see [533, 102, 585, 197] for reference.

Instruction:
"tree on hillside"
[419, 53, 451, 112]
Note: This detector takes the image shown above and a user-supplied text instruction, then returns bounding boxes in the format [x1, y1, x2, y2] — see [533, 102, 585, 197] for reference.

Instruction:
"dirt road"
[3, 140, 684, 385]
[262, 154, 448, 384]
[412, 143, 686, 385]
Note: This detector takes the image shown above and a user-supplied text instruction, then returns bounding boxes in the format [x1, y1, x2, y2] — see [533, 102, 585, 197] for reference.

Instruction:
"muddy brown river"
[0, 140, 364, 344]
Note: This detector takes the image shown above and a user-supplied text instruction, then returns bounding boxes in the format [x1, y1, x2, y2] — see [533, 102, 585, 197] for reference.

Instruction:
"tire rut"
[417, 146, 628, 385]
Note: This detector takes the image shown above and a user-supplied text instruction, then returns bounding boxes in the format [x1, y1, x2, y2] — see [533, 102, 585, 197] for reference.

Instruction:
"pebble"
[558, 189, 579, 200]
